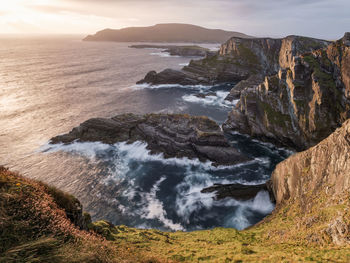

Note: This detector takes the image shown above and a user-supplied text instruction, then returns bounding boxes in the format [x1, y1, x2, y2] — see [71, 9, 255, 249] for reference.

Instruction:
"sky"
[0, 0, 349, 39]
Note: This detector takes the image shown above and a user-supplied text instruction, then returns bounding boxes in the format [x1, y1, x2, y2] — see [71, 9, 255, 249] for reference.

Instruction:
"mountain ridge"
[84, 23, 252, 43]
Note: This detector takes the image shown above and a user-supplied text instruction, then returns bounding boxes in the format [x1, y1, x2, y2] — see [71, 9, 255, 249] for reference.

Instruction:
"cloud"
[0, 0, 349, 39]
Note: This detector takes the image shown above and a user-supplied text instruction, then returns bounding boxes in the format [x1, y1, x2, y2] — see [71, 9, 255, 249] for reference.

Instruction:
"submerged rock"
[201, 183, 274, 202]
[51, 113, 251, 166]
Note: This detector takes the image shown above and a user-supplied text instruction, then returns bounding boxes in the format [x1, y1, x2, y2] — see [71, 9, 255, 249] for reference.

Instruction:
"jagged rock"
[137, 69, 199, 86]
[138, 35, 329, 88]
[201, 183, 274, 201]
[51, 113, 250, 166]
[224, 75, 264, 101]
[223, 34, 349, 151]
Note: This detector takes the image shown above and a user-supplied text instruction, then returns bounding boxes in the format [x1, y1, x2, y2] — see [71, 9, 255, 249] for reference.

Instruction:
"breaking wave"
[40, 137, 286, 231]
[182, 91, 238, 108]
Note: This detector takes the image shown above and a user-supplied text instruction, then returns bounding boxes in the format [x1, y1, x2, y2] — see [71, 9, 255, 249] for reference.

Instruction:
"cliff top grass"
[2, 166, 350, 262]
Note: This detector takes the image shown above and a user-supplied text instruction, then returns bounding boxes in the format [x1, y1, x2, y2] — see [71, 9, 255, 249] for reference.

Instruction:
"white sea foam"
[175, 169, 216, 223]
[150, 51, 181, 58]
[182, 91, 234, 108]
[179, 62, 189, 66]
[141, 177, 184, 231]
[42, 140, 272, 172]
[209, 46, 220, 51]
[40, 140, 275, 230]
[40, 141, 112, 159]
[220, 190, 275, 230]
[131, 83, 213, 91]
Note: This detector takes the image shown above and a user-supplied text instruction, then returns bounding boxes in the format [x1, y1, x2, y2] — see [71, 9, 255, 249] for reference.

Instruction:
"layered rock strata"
[223, 33, 350, 150]
[270, 118, 350, 245]
[51, 113, 250, 166]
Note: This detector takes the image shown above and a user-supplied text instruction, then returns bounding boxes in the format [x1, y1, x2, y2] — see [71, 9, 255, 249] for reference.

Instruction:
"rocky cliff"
[51, 113, 250, 166]
[138, 35, 329, 86]
[223, 33, 350, 150]
[268, 118, 350, 245]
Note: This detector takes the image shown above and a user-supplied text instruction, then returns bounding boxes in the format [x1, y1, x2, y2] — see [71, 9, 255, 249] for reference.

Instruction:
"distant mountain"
[83, 23, 252, 43]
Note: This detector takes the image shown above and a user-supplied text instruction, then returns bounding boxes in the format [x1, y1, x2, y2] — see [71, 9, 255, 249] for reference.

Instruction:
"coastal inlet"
[0, 37, 290, 232]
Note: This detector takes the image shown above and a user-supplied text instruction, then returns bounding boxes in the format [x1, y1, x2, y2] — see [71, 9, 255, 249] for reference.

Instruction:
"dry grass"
[0, 167, 157, 263]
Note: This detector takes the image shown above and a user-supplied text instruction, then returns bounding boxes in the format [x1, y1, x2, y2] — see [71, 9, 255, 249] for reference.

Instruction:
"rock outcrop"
[138, 35, 329, 87]
[51, 113, 250, 166]
[269, 118, 350, 245]
[137, 69, 199, 86]
[201, 182, 273, 201]
[129, 44, 211, 57]
[223, 34, 350, 151]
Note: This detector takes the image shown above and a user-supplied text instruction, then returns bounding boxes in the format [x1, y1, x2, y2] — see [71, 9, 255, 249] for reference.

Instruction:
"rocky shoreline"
[129, 44, 212, 57]
[53, 31, 350, 217]
[50, 113, 251, 166]
[138, 33, 350, 152]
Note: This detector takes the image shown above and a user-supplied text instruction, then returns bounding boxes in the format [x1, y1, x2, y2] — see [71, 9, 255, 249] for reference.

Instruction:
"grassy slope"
[0, 167, 157, 263]
[2, 166, 350, 262]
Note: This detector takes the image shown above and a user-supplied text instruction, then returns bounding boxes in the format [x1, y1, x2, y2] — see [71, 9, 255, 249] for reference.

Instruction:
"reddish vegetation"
[0, 166, 162, 262]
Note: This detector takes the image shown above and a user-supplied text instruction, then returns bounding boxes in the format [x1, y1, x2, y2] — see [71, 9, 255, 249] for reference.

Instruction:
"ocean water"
[0, 36, 291, 231]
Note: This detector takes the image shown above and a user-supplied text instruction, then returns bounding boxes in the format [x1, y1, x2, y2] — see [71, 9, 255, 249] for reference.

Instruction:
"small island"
[129, 44, 213, 57]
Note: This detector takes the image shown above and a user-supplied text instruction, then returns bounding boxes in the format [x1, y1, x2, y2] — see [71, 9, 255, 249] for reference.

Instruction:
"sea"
[0, 35, 292, 231]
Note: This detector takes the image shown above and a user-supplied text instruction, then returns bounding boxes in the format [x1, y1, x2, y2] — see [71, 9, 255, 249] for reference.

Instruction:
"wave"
[174, 166, 274, 229]
[221, 191, 274, 230]
[182, 91, 238, 108]
[40, 140, 276, 231]
[131, 83, 213, 91]
[41, 140, 274, 173]
[140, 177, 184, 231]
[150, 51, 180, 58]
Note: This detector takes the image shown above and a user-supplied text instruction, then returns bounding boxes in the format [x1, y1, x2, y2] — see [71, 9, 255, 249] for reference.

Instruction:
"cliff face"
[138, 35, 329, 87]
[269, 119, 350, 245]
[223, 34, 350, 150]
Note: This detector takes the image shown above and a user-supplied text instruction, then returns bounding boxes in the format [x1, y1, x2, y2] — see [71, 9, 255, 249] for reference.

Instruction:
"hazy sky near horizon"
[0, 0, 349, 39]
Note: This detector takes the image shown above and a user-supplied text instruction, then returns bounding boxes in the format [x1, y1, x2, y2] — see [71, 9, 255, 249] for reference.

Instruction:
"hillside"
[0, 167, 154, 263]
[83, 23, 252, 43]
[3, 117, 350, 262]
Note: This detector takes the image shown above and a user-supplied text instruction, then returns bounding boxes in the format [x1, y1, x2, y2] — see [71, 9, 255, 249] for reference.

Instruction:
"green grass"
[3, 166, 350, 262]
